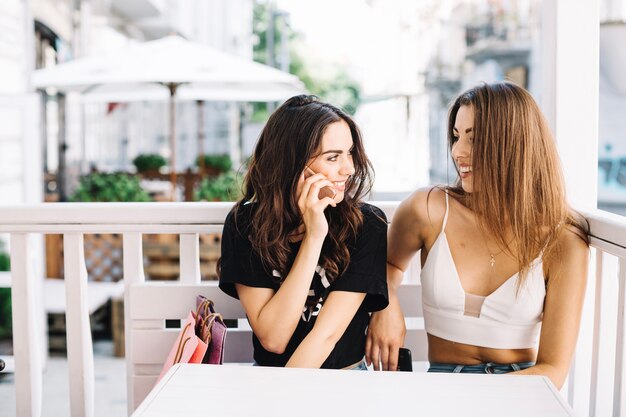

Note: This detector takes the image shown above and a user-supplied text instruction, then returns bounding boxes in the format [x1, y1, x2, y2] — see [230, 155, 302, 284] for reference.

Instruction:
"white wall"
[0, 1, 42, 205]
[540, 0, 599, 211]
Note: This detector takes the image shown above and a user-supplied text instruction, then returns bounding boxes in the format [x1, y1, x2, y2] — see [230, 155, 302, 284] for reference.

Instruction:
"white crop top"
[420, 193, 546, 349]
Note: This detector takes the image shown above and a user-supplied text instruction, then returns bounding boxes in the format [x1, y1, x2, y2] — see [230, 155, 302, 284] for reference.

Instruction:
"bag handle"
[198, 312, 224, 344]
[172, 322, 192, 365]
[194, 297, 215, 322]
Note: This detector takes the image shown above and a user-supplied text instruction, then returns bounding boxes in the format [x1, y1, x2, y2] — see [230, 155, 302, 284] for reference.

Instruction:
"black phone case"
[398, 347, 413, 372]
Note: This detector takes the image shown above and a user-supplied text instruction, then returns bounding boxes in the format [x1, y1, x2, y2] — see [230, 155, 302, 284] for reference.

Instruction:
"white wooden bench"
[127, 281, 250, 410]
[127, 278, 426, 412]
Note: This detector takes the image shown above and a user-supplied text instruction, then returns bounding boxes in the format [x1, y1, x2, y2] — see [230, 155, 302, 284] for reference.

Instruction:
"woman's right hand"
[297, 171, 336, 240]
[365, 292, 407, 371]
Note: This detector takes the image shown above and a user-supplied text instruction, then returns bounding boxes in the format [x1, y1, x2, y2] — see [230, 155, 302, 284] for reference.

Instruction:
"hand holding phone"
[304, 167, 337, 200]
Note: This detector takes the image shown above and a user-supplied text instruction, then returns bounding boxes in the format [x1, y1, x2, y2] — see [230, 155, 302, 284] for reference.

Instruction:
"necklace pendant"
[490, 254, 496, 268]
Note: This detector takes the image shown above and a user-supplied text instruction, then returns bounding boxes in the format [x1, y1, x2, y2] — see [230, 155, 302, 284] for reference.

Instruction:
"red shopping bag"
[157, 311, 208, 383]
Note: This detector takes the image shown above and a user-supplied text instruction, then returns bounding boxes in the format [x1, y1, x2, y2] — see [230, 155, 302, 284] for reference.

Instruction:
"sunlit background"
[1, 0, 620, 211]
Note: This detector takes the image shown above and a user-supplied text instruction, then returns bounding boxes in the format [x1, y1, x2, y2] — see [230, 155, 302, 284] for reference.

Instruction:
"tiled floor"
[0, 341, 126, 417]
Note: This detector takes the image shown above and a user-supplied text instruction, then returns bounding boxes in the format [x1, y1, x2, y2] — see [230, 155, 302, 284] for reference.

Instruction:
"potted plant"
[132, 153, 167, 176]
[195, 171, 243, 202]
[70, 172, 152, 203]
[196, 154, 232, 176]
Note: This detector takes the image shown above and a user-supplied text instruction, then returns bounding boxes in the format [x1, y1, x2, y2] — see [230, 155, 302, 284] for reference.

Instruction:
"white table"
[133, 364, 576, 417]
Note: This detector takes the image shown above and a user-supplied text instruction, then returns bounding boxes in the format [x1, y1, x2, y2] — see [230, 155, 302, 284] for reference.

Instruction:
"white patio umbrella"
[31, 35, 305, 196]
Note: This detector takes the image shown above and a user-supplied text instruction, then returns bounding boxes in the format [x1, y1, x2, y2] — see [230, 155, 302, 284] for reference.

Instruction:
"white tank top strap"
[441, 191, 450, 232]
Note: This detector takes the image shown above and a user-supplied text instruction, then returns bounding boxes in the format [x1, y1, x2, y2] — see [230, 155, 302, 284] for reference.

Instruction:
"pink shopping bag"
[156, 311, 208, 383]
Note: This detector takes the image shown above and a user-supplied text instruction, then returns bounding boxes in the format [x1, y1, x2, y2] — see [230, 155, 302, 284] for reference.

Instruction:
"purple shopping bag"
[195, 295, 227, 364]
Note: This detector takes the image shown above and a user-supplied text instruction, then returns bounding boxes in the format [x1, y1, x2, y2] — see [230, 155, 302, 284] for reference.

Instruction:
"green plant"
[0, 243, 11, 338]
[0, 251, 8, 271]
[70, 173, 151, 202]
[195, 171, 243, 202]
[0, 287, 10, 339]
[132, 153, 167, 173]
[196, 154, 233, 172]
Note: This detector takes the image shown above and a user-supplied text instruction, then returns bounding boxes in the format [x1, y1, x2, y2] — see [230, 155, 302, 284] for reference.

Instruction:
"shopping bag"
[196, 295, 227, 364]
[157, 311, 208, 383]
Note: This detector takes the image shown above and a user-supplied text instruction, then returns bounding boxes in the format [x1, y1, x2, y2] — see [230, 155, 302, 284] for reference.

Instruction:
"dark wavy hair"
[233, 95, 374, 283]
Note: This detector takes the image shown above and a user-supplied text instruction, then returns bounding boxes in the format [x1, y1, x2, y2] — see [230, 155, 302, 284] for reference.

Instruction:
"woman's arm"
[235, 233, 326, 354]
[234, 174, 337, 354]
[366, 188, 437, 370]
[285, 290, 366, 368]
[365, 262, 406, 371]
[511, 227, 589, 388]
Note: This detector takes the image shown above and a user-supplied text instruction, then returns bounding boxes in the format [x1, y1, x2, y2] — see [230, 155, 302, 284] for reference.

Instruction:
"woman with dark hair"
[366, 82, 589, 388]
[219, 95, 388, 369]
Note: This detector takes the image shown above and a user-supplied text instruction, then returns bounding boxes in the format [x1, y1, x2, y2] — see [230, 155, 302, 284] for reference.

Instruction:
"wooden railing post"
[123, 232, 145, 414]
[10, 233, 43, 417]
[63, 233, 94, 417]
[179, 234, 201, 284]
[614, 258, 626, 417]
[589, 249, 605, 417]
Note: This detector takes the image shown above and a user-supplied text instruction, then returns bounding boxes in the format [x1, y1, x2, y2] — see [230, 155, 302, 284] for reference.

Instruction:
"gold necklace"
[488, 250, 505, 268]
[480, 230, 510, 268]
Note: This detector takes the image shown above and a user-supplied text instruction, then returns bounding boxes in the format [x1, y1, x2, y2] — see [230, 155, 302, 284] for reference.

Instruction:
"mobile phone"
[398, 347, 413, 372]
[304, 167, 337, 200]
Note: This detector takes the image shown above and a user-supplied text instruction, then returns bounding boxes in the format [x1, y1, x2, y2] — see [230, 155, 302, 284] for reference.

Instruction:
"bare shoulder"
[545, 225, 590, 283]
[387, 187, 447, 266]
[557, 225, 590, 259]
[392, 186, 448, 240]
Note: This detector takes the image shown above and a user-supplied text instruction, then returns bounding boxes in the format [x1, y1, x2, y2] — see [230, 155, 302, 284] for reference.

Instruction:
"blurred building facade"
[352, 0, 539, 199]
[64, 0, 254, 201]
[353, 0, 625, 213]
[0, 2, 40, 205]
[2, 0, 626, 207]
[0, 0, 255, 204]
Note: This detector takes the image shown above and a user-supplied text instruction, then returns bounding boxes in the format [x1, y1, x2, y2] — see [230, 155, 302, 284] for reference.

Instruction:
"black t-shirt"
[219, 202, 388, 369]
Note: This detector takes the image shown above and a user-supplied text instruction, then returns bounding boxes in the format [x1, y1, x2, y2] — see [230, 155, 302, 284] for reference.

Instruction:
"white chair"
[127, 280, 252, 411]
[396, 283, 427, 368]
[124, 202, 427, 413]
[126, 279, 427, 411]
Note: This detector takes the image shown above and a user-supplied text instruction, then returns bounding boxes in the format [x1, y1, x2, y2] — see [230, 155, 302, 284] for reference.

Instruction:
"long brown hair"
[233, 95, 373, 283]
[445, 82, 588, 286]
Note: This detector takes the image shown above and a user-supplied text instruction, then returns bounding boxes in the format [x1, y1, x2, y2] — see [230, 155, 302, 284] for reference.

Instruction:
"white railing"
[582, 210, 626, 417]
[0, 202, 624, 417]
[1, 202, 232, 417]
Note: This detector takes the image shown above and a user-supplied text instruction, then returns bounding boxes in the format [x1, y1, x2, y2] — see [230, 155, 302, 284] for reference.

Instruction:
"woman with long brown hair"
[366, 82, 589, 388]
[219, 95, 388, 369]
